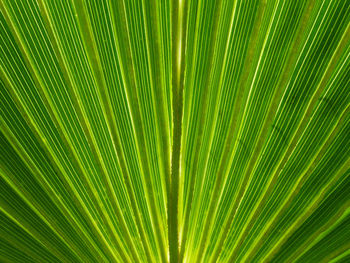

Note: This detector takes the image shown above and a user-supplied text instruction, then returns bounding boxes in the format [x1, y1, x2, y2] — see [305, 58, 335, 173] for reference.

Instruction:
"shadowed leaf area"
[0, 0, 349, 262]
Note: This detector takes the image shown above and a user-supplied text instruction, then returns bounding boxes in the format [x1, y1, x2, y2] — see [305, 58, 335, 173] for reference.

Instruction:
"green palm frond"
[0, 0, 349, 262]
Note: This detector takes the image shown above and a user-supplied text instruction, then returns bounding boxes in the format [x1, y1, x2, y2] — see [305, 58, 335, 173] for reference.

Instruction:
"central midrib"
[168, 0, 187, 262]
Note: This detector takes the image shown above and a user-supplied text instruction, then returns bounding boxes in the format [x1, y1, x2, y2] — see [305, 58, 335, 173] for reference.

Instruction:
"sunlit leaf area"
[0, 0, 349, 262]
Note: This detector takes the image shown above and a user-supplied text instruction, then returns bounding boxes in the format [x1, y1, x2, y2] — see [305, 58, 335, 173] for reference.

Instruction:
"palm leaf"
[0, 0, 349, 262]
